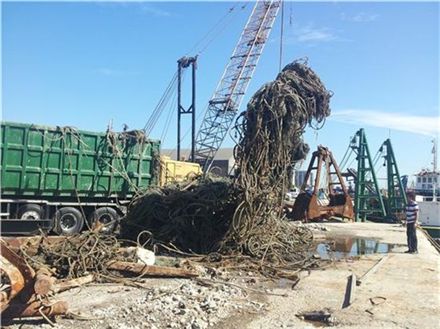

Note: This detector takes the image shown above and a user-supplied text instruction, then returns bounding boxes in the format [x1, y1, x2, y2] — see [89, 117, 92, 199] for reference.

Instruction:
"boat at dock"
[414, 169, 440, 196]
[417, 194, 440, 239]
[414, 139, 440, 240]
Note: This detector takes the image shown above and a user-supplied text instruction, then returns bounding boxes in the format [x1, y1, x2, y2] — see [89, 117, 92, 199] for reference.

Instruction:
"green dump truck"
[0, 121, 160, 235]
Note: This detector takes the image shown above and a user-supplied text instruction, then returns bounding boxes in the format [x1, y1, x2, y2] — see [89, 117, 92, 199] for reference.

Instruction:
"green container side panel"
[0, 121, 160, 198]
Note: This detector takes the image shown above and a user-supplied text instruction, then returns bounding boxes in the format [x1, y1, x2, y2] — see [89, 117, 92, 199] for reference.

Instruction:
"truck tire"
[88, 207, 119, 234]
[53, 207, 84, 235]
[17, 204, 43, 220]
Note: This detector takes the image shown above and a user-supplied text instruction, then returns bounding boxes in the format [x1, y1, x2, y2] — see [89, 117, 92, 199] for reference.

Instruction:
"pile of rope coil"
[220, 59, 331, 264]
[23, 232, 134, 280]
[122, 59, 331, 270]
[122, 176, 238, 254]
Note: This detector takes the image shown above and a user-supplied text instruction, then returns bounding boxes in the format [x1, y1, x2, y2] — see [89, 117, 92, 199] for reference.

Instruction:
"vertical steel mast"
[177, 56, 197, 162]
[194, 0, 281, 171]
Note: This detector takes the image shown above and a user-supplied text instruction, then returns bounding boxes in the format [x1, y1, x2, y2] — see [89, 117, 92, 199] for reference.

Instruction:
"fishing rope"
[122, 60, 332, 274]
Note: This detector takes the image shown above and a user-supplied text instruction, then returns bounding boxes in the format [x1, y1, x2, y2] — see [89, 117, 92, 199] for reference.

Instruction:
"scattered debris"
[291, 277, 301, 289]
[356, 255, 388, 286]
[2, 297, 68, 320]
[33, 267, 55, 296]
[0, 233, 198, 322]
[297, 309, 335, 326]
[83, 279, 262, 329]
[342, 273, 356, 308]
[369, 296, 387, 305]
[307, 223, 330, 232]
[365, 308, 375, 315]
[53, 274, 95, 293]
[107, 261, 198, 278]
[365, 296, 387, 316]
[22, 231, 132, 280]
[0, 241, 69, 321]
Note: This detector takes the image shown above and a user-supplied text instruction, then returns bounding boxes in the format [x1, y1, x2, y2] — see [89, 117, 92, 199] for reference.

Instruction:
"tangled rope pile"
[23, 232, 133, 280]
[220, 59, 331, 263]
[122, 176, 238, 254]
[122, 59, 331, 270]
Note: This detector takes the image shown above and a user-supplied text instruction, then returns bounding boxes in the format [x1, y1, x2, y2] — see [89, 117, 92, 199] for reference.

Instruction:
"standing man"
[405, 191, 419, 254]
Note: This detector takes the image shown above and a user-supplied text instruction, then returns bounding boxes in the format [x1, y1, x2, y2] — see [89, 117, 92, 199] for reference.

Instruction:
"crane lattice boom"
[194, 0, 281, 170]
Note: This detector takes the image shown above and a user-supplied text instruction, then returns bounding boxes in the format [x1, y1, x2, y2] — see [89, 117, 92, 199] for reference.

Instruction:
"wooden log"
[53, 274, 94, 293]
[107, 261, 198, 278]
[34, 268, 55, 296]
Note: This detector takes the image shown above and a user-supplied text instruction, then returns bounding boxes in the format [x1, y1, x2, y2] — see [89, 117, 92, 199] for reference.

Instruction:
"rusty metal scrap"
[290, 146, 354, 222]
[0, 241, 35, 312]
[2, 297, 68, 319]
[33, 267, 56, 296]
[0, 241, 69, 320]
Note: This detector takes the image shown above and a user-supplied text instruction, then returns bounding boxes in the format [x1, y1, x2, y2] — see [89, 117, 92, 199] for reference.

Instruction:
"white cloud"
[330, 109, 440, 137]
[95, 2, 172, 17]
[289, 24, 341, 44]
[139, 4, 172, 17]
[297, 27, 336, 42]
[341, 12, 379, 23]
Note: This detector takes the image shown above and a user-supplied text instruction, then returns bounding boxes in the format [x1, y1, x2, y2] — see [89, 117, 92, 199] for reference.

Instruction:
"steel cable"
[122, 59, 332, 274]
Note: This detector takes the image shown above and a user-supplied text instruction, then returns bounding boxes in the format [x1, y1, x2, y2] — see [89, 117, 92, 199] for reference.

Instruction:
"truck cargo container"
[0, 121, 160, 235]
[159, 156, 201, 186]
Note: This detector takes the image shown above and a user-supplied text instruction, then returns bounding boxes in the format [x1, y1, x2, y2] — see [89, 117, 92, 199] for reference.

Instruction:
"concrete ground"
[244, 222, 440, 329]
[3, 223, 439, 329]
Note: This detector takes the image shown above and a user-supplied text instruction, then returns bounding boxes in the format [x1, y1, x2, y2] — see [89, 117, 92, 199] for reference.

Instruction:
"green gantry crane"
[350, 129, 387, 222]
[380, 139, 408, 218]
[341, 129, 407, 222]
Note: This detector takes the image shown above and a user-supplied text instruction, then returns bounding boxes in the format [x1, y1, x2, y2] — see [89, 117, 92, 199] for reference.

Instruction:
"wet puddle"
[315, 237, 404, 260]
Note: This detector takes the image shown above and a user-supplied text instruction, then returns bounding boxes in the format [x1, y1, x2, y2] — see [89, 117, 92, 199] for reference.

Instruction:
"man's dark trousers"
[407, 223, 418, 252]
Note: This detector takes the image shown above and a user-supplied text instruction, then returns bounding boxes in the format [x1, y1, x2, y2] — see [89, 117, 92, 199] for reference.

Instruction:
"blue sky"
[2, 1, 439, 184]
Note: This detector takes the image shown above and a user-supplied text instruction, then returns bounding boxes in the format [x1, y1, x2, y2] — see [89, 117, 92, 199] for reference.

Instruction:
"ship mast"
[432, 138, 438, 198]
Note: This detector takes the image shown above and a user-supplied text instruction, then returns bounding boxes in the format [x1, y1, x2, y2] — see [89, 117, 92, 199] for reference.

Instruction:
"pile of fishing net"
[122, 59, 332, 268]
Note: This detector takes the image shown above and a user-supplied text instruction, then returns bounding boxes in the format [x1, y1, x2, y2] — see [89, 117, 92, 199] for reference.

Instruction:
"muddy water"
[315, 237, 404, 260]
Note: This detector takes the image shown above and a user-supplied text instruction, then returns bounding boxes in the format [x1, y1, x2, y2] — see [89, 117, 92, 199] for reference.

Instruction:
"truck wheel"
[88, 207, 119, 234]
[17, 204, 43, 220]
[53, 207, 84, 235]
